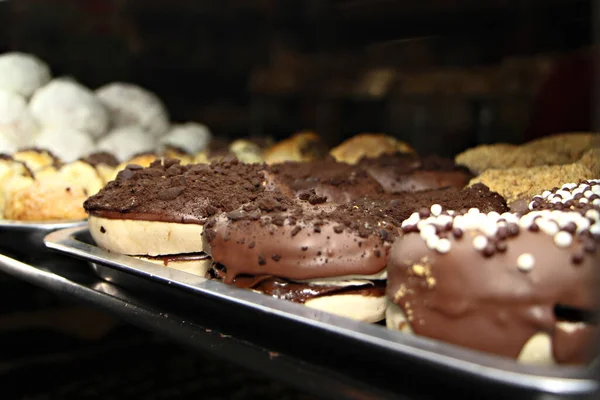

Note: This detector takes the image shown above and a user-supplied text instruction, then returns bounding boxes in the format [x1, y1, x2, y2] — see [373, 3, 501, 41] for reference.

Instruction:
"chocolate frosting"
[204, 193, 395, 281]
[358, 153, 473, 193]
[142, 252, 210, 266]
[209, 264, 385, 303]
[84, 159, 272, 223]
[268, 158, 383, 203]
[387, 230, 599, 364]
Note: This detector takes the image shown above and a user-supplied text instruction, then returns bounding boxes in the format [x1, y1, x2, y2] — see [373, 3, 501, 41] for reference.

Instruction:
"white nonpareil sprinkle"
[473, 235, 488, 251]
[517, 253, 535, 272]
[419, 224, 436, 239]
[542, 190, 552, 199]
[594, 199, 600, 206]
[561, 183, 577, 190]
[586, 209, 600, 221]
[579, 198, 589, 204]
[430, 204, 442, 217]
[553, 231, 573, 248]
[435, 238, 452, 254]
[538, 219, 559, 236]
[426, 235, 439, 250]
[591, 224, 600, 236]
[584, 190, 594, 198]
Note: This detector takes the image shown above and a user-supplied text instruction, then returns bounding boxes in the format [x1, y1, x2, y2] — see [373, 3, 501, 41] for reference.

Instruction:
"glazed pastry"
[330, 133, 414, 165]
[12, 148, 60, 173]
[80, 152, 120, 184]
[358, 153, 472, 193]
[0, 155, 34, 218]
[203, 192, 394, 323]
[386, 194, 599, 365]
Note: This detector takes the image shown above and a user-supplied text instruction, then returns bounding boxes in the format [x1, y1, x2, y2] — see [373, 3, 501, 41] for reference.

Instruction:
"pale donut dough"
[134, 256, 211, 277]
[305, 294, 387, 323]
[88, 216, 204, 256]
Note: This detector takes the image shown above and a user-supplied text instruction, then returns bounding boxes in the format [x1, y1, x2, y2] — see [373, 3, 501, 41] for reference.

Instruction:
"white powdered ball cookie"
[0, 52, 51, 98]
[30, 78, 109, 139]
[97, 126, 156, 161]
[96, 83, 169, 138]
[0, 90, 39, 150]
[159, 122, 212, 154]
[34, 127, 95, 162]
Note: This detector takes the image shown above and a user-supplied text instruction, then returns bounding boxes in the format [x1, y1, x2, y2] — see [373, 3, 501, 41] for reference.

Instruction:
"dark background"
[0, 0, 595, 155]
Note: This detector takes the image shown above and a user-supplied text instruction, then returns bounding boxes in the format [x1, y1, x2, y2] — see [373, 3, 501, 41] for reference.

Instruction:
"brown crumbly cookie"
[456, 133, 599, 174]
[469, 162, 595, 203]
[579, 148, 600, 176]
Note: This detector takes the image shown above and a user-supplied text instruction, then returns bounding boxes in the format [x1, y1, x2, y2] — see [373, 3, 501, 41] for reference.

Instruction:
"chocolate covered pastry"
[358, 153, 473, 193]
[387, 202, 599, 365]
[203, 192, 395, 322]
[267, 158, 383, 203]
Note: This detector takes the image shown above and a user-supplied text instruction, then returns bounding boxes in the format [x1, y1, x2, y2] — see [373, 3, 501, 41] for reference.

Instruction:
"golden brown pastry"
[3, 161, 103, 221]
[263, 131, 327, 164]
[469, 162, 595, 203]
[330, 133, 414, 165]
[456, 133, 599, 174]
[229, 139, 264, 164]
[12, 148, 60, 172]
[0, 156, 34, 218]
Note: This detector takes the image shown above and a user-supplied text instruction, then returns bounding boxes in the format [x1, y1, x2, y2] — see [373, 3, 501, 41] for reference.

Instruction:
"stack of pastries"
[2, 130, 599, 366]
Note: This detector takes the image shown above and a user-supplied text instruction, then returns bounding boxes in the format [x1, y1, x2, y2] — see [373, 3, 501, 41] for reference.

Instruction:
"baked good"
[30, 78, 109, 139]
[203, 192, 394, 322]
[12, 148, 60, 172]
[97, 127, 157, 162]
[84, 158, 270, 256]
[33, 127, 95, 162]
[469, 162, 595, 204]
[4, 160, 102, 220]
[159, 123, 211, 155]
[80, 152, 120, 184]
[229, 139, 264, 164]
[0, 155, 34, 218]
[135, 253, 212, 277]
[263, 131, 327, 164]
[387, 199, 599, 365]
[0, 89, 39, 150]
[96, 82, 169, 138]
[358, 153, 472, 193]
[456, 133, 599, 174]
[330, 133, 414, 165]
[267, 158, 383, 203]
[0, 52, 51, 98]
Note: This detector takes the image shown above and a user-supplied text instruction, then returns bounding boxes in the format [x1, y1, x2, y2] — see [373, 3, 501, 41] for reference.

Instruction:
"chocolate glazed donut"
[388, 206, 600, 365]
[202, 192, 397, 322]
[358, 153, 473, 193]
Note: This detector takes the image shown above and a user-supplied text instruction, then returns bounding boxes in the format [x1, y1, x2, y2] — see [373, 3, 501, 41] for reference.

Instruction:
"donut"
[330, 133, 414, 165]
[267, 157, 384, 203]
[95, 82, 169, 138]
[30, 79, 109, 139]
[0, 52, 51, 98]
[358, 153, 473, 193]
[33, 127, 95, 162]
[386, 204, 599, 365]
[202, 192, 395, 322]
[263, 131, 328, 164]
[84, 158, 271, 256]
[0, 89, 39, 150]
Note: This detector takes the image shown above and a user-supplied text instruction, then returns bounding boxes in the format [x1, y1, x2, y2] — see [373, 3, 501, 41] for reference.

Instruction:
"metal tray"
[0, 219, 86, 265]
[44, 225, 599, 400]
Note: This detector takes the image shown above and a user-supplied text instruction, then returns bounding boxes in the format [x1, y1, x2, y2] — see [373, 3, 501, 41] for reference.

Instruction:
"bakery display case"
[0, 1, 599, 399]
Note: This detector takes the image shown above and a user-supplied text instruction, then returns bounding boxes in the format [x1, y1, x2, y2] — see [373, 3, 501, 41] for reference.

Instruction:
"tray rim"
[0, 219, 87, 231]
[43, 225, 599, 395]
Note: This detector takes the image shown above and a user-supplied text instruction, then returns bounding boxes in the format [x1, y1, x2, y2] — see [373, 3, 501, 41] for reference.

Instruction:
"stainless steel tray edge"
[44, 226, 599, 396]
